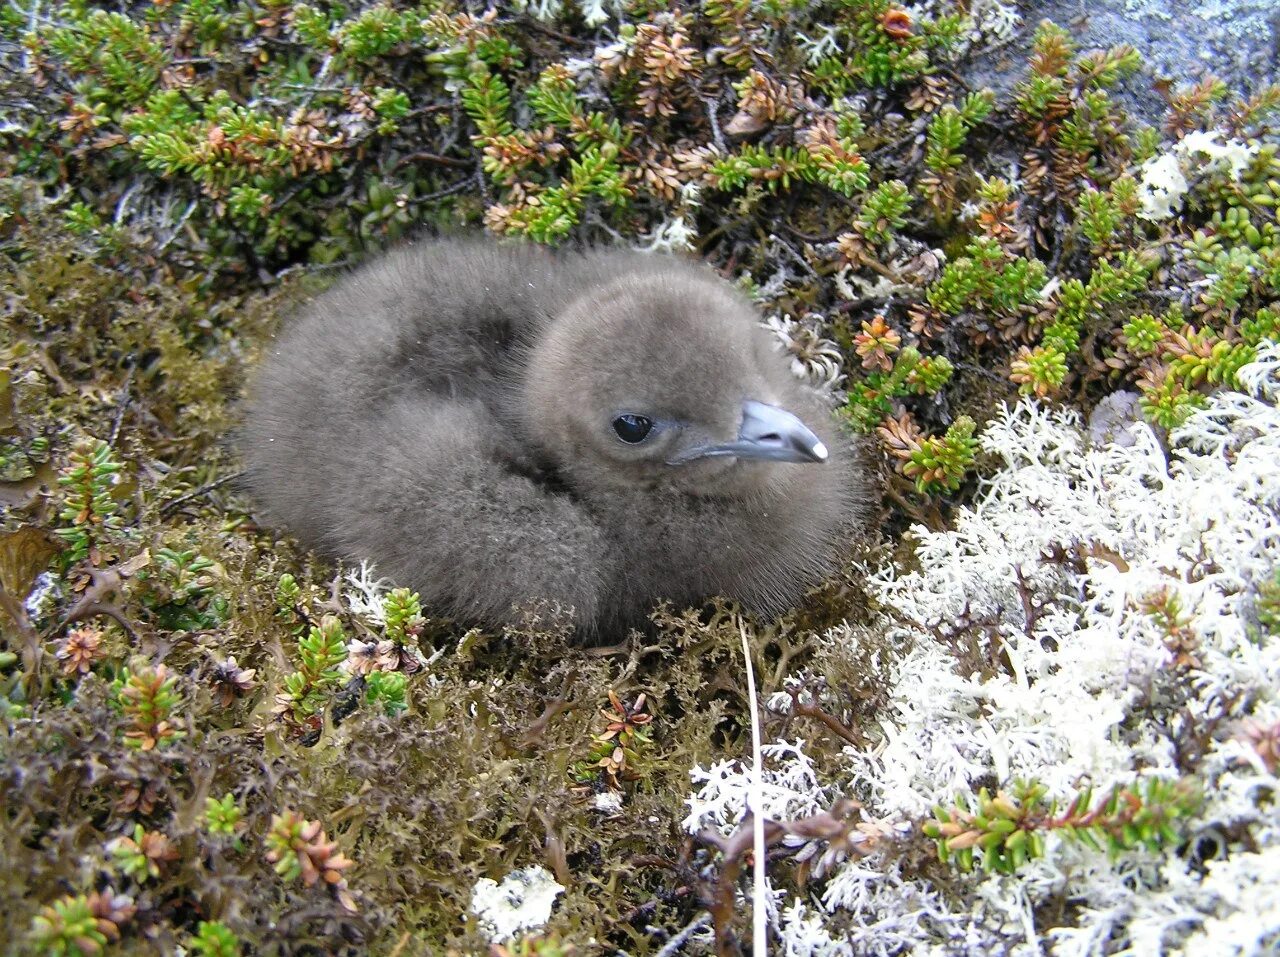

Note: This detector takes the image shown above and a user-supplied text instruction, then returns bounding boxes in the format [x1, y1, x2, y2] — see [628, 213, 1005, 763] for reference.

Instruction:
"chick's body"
[242, 240, 868, 637]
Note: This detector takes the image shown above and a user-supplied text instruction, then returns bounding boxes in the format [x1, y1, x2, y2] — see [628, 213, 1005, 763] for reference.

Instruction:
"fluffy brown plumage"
[240, 239, 869, 637]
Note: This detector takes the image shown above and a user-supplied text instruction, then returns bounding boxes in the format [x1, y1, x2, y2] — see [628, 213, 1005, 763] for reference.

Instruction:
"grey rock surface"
[965, 0, 1279, 120]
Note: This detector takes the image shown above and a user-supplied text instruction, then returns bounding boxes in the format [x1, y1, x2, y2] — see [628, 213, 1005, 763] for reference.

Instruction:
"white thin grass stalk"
[740, 618, 767, 957]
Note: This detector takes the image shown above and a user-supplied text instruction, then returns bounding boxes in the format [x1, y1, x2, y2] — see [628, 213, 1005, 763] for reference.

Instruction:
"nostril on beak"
[737, 400, 828, 463]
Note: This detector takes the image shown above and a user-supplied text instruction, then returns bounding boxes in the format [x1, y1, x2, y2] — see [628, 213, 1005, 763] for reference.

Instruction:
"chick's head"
[522, 269, 830, 497]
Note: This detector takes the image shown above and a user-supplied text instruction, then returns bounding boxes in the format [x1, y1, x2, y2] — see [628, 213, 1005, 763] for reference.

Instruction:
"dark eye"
[612, 414, 654, 444]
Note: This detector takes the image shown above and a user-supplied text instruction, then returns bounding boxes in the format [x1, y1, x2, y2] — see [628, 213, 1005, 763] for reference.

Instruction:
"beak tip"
[673, 401, 830, 466]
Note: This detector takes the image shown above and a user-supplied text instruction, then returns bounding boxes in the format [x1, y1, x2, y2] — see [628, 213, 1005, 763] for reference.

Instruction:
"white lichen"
[684, 342, 1280, 952]
[795, 26, 842, 65]
[23, 571, 61, 623]
[1137, 130, 1260, 221]
[1177, 130, 1259, 178]
[575, 0, 614, 27]
[509, 0, 561, 20]
[469, 865, 565, 943]
[683, 740, 829, 836]
[833, 265, 907, 303]
[591, 791, 624, 815]
[636, 214, 698, 252]
[967, 0, 1021, 45]
[1136, 152, 1190, 221]
[515, 0, 619, 27]
[342, 560, 391, 625]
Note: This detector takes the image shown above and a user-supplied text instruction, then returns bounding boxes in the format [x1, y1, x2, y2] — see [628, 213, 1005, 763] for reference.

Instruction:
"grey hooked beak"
[670, 400, 829, 465]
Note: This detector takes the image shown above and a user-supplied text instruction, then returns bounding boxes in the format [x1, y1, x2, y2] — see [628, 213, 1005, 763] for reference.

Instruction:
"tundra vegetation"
[2, 1, 1279, 953]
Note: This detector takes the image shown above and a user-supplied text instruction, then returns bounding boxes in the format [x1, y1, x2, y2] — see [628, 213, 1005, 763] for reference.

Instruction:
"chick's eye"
[612, 414, 654, 444]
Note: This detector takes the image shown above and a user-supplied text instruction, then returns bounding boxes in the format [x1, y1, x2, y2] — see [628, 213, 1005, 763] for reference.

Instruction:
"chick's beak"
[670, 399, 829, 465]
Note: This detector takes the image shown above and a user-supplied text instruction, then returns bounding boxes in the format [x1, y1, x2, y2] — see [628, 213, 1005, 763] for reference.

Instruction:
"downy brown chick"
[241, 239, 869, 638]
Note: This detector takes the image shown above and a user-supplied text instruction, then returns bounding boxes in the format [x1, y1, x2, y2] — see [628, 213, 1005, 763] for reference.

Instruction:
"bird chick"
[241, 239, 869, 638]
